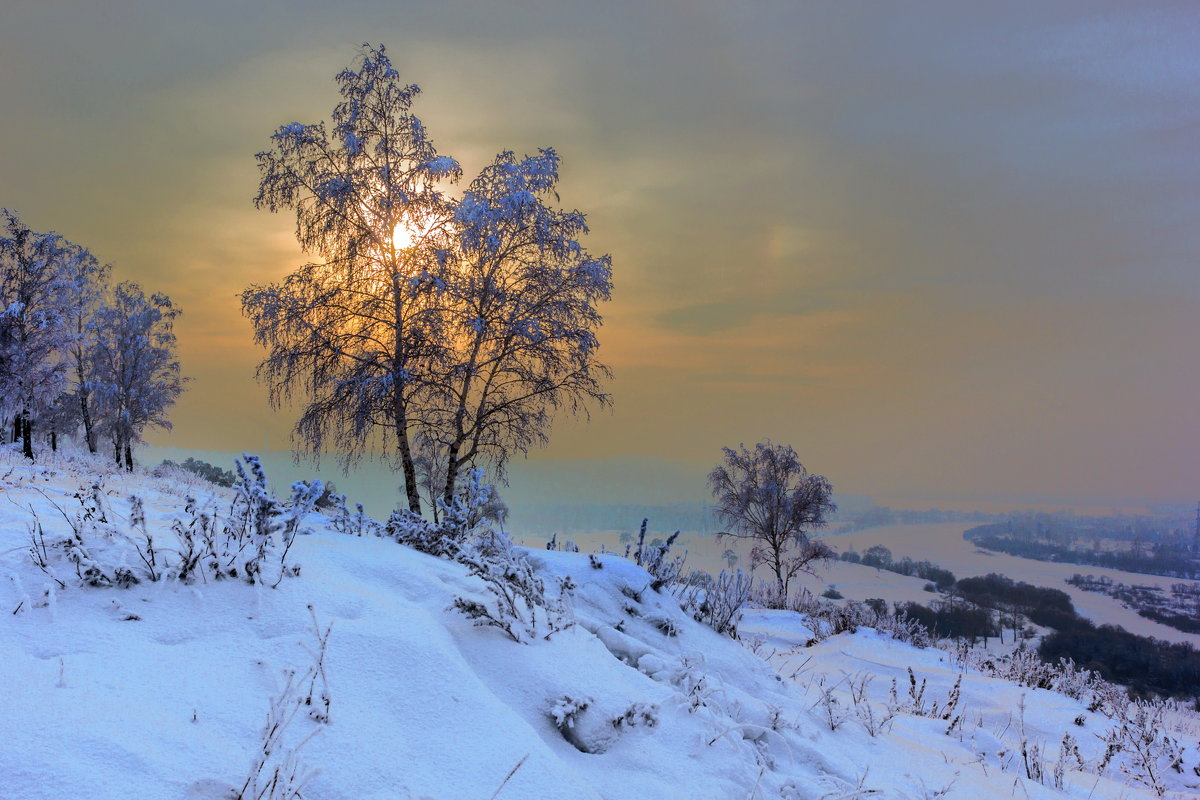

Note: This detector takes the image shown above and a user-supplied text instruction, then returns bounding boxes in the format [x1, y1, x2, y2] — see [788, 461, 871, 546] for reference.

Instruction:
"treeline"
[954, 573, 1076, 631]
[0, 210, 183, 468]
[1067, 574, 1200, 636]
[839, 545, 956, 590]
[970, 511, 1195, 545]
[1137, 607, 1200, 636]
[894, 601, 998, 641]
[892, 573, 1075, 644]
[966, 524, 1200, 580]
[1040, 622, 1200, 699]
[887, 571, 1200, 698]
[834, 505, 998, 533]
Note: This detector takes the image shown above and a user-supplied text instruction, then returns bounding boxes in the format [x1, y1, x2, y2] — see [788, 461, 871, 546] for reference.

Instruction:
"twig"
[488, 754, 529, 800]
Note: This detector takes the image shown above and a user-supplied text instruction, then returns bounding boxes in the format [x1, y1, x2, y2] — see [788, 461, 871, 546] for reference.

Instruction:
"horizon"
[144, 446, 1195, 529]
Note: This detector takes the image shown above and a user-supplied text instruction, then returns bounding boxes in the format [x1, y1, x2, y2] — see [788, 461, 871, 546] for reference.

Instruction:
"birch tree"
[242, 44, 461, 515]
[244, 45, 611, 517]
[433, 148, 611, 503]
[709, 441, 836, 598]
[0, 210, 78, 459]
[90, 282, 185, 470]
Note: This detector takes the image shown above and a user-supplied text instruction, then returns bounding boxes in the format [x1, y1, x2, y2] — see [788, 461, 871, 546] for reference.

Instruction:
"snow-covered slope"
[2, 450, 1197, 799]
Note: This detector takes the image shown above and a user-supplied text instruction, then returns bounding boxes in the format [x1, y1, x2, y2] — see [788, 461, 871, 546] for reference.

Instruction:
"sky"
[2, 1, 1198, 511]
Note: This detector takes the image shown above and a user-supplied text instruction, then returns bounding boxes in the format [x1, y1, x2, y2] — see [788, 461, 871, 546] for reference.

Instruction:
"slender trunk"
[442, 303, 488, 507]
[21, 415, 33, 461]
[391, 275, 421, 516]
[123, 441, 133, 472]
[113, 438, 121, 465]
[50, 429, 57, 452]
[12, 415, 20, 444]
[79, 390, 96, 453]
[392, 389, 421, 515]
[442, 441, 462, 506]
[396, 428, 420, 514]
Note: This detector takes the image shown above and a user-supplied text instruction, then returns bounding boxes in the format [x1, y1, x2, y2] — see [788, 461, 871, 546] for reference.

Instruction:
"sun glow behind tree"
[243, 44, 611, 518]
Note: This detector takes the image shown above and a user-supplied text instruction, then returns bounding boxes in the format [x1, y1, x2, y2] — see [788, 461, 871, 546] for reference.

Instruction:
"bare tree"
[243, 44, 462, 515]
[90, 282, 185, 470]
[244, 45, 611, 517]
[708, 441, 836, 598]
[61, 243, 110, 453]
[432, 148, 612, 504]
[0, 210, 79, 460]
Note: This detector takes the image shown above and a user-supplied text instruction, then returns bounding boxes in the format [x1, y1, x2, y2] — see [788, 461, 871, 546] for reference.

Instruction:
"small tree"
[0, 210, 80, 459]
[431, 148, 612, 503]
[90, 282, 185, 470]
[61, 241, 110, 453]
[708, 440, 836, 598]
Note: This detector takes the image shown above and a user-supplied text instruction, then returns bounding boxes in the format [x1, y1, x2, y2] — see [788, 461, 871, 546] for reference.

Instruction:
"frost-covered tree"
[90, 282, 185, 470]
[242, 43, 462, 515]
[708, 441, 836, 598]
[431, 148, 611, 503]
[244, 44, 611, 517]
[0, 210, 80, 459]
[60, 242, 110, 452]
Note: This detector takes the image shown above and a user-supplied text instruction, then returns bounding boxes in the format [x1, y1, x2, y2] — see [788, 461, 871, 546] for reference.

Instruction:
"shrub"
[158, 457, 237, 488]
[626, 518, 686, 591]
[451, 528, 576, 643]
[678, 569, 753, 637]
[28, 455, 316, 589]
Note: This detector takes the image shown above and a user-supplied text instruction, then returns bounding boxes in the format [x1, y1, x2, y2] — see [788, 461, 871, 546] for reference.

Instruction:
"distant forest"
[886, 572, 1200, 699]
[833, 505, 999, 533]
[964, 511, 1200, 580]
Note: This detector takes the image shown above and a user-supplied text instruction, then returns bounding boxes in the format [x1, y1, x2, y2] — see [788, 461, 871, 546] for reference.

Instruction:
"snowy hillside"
[2, 450, 1199, 799]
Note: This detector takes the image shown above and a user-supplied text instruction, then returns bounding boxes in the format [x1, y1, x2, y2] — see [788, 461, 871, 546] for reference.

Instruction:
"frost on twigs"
[451, 527, 576, 644]
[676, 568, 753, 638]
[24, 455, 319, 590]
[625, 518, 685, 591]
[391, 468, 573, 643]
[233, 607, 332, 800]
[549, 695, 659, 754]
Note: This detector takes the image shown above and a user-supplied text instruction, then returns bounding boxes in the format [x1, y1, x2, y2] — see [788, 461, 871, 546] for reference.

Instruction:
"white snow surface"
[2, 450, 1198, 799]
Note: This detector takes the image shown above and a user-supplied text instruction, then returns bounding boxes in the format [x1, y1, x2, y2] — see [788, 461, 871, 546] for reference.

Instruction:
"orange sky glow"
[2, 1, 1198, 511]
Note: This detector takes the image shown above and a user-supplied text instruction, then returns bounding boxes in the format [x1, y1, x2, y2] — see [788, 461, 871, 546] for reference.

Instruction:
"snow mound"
[1, 450, 1197, 799]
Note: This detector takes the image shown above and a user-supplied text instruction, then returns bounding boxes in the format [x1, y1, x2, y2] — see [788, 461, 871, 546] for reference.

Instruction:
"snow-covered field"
[2, 449, 1198, 799]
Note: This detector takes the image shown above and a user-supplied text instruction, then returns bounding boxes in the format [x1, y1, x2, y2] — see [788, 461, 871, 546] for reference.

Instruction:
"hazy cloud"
[2, 0, 1197, 505]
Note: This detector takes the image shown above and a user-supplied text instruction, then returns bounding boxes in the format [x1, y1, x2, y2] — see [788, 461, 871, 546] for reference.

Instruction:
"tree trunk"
[442, 441, 462, 506]
[12, 415, 20, 444]
[390, 277, 422, 516]
[114, 438, 121, 465]
[772, 550, 786, 600]
[79, 390, 96, 453]
[50, 429, 57, 452]
[392, 395, 421, 515]
[21, 415, 33, 461]
[124, 441, 133, 472]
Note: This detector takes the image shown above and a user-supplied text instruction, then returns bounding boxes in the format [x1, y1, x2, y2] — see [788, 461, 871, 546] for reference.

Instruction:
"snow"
[1, 448, 1197, 799]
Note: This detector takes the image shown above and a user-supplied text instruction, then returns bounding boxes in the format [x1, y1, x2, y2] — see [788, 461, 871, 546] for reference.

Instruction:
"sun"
[390, 212, 432, 251]
[391, 221, 415, 250]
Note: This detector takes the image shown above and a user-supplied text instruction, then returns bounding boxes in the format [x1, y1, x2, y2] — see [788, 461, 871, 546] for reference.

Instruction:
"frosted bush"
[26, 455, 316, 589]
[677, 569, 753, 638]
[625, 519, 686, 591]
[451, 528, 575, 643]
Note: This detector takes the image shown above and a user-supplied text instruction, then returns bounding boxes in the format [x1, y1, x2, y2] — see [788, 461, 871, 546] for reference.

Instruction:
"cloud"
[2, 0, 1199, 504]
